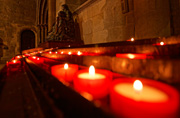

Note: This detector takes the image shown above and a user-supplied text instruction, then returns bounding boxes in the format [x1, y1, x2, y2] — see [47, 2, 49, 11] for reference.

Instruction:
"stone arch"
[16, 27, 37, 54]
[37, 0, 48, 43]
[20, 30, 35, 52]
[37, 0, 57, 43]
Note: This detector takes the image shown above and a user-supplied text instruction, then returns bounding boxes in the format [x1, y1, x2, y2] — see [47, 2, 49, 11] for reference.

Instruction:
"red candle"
[8, 59, 21, 65]
[116, 53, 148, 59]
[15, 55, 22, 59]
[154, 41, 166, 46]
[127, 37, 135, 41]
[24, 53, 31, 57]
[28, 56, 44, 64]
[51, 63, 78, 82]
[74, 66, 112, 99]
[110, 78, 179, 118]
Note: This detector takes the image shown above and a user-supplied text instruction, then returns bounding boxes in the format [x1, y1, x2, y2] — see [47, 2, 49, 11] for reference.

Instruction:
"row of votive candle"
[51, 63, 179, 118]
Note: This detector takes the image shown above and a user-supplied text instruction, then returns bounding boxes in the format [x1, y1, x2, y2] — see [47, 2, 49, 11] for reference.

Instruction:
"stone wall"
[76, 0, 134, 44]
[75, 0, 177, 44]
[170, 0, 180, 35]
[0, 0, 37, 61]
[134, 0, 171, 39]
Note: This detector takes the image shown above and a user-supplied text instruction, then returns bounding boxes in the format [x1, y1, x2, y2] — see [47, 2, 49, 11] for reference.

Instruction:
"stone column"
[44, 24, 48, 42]
[40, 25, 44, 43]
[48, 0, 56, 32]
[37, 24, 41, 44]
[44, 24, 48, 40]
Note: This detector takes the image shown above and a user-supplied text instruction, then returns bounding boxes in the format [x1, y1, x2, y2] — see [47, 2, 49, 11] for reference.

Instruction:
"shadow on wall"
[0, 38, 8, 60]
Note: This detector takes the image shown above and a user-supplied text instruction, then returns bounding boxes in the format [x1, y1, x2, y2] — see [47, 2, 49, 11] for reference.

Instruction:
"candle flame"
[12, 60, 16, 63]
[128, 54, 135, 59]
[160, 41, 164, 45]
[16, 56, 21, 58]
[32, 56, 36, 59]
[68, 52, 72, 55]
[55, 51, 58, 54]
[64, 63, 68, 69]
[49, 51, 52, 54]
[89, 65, 95, 75]
[37, 58, 40, 60]
[133, 80, 143, 92]
[131, 38, 134, 41]
[77, 51, 82, 55]
[61, 51, 64, 54]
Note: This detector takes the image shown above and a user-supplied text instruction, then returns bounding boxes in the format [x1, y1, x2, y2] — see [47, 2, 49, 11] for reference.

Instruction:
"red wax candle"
[153, 41, 166, 46]
[116, 53, 148, 59]
[8, 60, 21, 65]
[110, 78, 179, 118]
[51, 63, 78, 82]
[74, 66, 112, 99]
[15, 55, 22, 59]
[28, 56, 44, 64]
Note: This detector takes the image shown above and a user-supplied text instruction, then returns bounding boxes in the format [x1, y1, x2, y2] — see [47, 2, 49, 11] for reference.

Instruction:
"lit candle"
[68, 52, 72, 55]
[77, 51, 82, 55]
[51, 63, 78, 82]
[127, 37, 135, 41]
[49, 51, 52, 54]
[160, 41, 165, 45]
[24, 53, 30, 57]
[7, 59, 21, 65]
[13, 60, 17, 64]
[32, 56, 36, 59]
[110, 78, 179, 118]
[116, 53, 148, 59]
[55, 51, 58, 54]
[153, 41, 166, 46]
[15, 55, 22, 59]
[61, 51, 64, 54]
[28, 56, 44, 64]
[73, 66, 112, 99]
[131, 38, 134, 41]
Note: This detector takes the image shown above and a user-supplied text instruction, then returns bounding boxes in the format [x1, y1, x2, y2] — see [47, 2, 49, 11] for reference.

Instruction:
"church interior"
[0, 0, 180, 117]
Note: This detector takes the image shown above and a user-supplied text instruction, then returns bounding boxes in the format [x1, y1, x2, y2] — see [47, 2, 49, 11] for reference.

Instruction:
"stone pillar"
[44, 24, 48, 40]
[48, 0, 56, 32]
[43, 24, 48, 42]
[40, 25, 44, 43]
[37, 25, 41, 44]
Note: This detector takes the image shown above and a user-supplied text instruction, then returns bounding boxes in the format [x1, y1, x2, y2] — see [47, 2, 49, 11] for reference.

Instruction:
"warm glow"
[16, 56, 21, 58]
[55, 51, 58, 54]
[77, 51, 82, 55]
[160, 41, 164, 45]
[32, 56, 36, 59]
[61, 51, 64, 54]
[37, 58, 40, 60]
[49, 51, 52, 54]
[64, 63, 68, 69]
[68, 52, 72, 55]
[131, 38, 134, 41]
[89, 65, 95, 75]
[133, 80, 143, 92]
[128, 54, 135, 59]
[12, 60, 17, 63]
